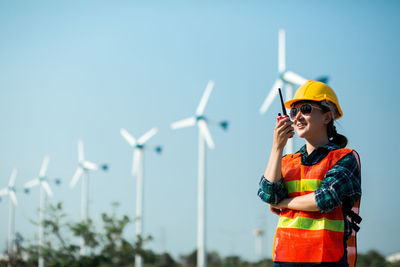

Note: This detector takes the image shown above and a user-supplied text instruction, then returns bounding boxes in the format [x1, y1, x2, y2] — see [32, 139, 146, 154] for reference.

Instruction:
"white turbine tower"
[120, 127, 159, 267]
[253, 229, 264, 260]
[69, 140, 100, 255]
[171, 80, 216, 267]
[259, 29, 308, 154]
[24, 156, 53, 267]
[0, 168, 18, 264]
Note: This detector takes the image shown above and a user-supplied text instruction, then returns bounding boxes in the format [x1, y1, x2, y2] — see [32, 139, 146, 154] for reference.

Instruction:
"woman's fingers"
[276, 119, 293, 135]
[276, 116, 291, 127]
[273, 117, 294, 148]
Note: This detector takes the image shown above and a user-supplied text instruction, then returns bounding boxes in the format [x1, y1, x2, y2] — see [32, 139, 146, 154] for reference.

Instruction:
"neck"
[305, 135, 329, 155]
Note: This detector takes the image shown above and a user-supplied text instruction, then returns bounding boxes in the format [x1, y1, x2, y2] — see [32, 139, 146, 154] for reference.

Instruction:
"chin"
[295, 129, 307, 139]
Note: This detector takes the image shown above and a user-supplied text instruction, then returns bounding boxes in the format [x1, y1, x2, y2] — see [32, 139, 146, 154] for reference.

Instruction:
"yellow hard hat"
[284, 80, 343, 120]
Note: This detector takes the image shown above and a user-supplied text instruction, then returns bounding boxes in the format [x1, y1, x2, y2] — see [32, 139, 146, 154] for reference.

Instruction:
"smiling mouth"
[296, 123, 306, 128]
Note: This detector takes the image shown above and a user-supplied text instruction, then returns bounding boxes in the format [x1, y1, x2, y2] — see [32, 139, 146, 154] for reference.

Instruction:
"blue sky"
[0, 0, 399, 261]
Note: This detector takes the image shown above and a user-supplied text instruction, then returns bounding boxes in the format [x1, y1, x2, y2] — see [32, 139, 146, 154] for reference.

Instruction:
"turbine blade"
[132, 149, 140, 177]
[285, 83, 294, 104]
[278, 29, 286, 72]
[78, 140, 84, 162]
[8, 168, 17, 187]
[83, 161, 98, 171]
[283, 71, 307, 85]
[259, 79, 283, 114]
[198, 120, 215, 149]
[0, 188, 8, 196]
[42, 181, 53, 197]
[120, 128, 136, 146]
[24, 179, 40, 189]
[39, 156, 50, 177]
[70, 168, 83, 188]
[171, 117, 196, 129]
[195, 80, 214, 116]
[9, 191, 17, 206]
[137, 127, 158, 145]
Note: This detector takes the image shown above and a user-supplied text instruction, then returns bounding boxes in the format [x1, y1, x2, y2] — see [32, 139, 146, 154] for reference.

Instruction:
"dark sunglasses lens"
[290, 108, 298, 119]
[300, 104, 312, 115]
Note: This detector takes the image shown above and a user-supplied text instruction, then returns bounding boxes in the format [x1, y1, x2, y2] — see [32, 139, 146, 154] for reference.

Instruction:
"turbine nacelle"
[196, 115, 206, 122]
[136, 144, 144, 149]
[8, 186, 16, 192]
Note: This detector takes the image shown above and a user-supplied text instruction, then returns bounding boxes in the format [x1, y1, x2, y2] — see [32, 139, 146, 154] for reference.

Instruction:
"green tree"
[356, 250, 392, 267]
[20, 202, 153, 267]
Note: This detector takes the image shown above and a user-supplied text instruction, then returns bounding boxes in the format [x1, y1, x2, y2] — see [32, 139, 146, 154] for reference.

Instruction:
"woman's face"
[291, 101, 332, 141]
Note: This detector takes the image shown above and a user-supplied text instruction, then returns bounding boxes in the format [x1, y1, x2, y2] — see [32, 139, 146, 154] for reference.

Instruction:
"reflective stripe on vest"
[273, 148, 353, 263]
[278, 215, 345, 232]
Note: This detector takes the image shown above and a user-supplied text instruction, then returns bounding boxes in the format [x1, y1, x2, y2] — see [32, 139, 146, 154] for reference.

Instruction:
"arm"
[271, 192, 319, 212]
[271, 152, 361, 213]
[257, 117, 294, 205]
[263, 117, 293, 183]
[314, 152, 361, 213]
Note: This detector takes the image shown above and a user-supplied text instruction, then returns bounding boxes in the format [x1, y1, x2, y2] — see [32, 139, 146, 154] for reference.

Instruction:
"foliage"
[1, 202, 159, 267]
[356, 250, 400, 267]
[178, 250, 272, 267]
[1, 204, 399, 267]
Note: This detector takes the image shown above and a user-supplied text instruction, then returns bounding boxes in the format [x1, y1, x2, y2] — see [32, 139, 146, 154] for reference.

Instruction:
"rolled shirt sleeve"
[257, 176, 288, 205]
[314, 152, 361, 213]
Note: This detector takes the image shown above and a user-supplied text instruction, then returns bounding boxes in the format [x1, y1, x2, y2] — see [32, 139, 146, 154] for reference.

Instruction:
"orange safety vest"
[273, 148, 359, 264]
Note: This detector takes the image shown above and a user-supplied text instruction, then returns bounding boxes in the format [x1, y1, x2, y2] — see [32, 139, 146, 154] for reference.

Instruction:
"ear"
[323, 112, 333, 125]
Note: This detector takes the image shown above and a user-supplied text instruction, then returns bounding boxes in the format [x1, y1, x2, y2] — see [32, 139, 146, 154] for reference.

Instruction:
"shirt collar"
[297, 142, 339, 156]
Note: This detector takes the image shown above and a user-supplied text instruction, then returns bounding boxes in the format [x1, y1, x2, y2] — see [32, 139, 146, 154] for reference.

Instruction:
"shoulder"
[330, 148, 361, 175]
[328, 147, 359, 161]
[332, 148, 360, 164]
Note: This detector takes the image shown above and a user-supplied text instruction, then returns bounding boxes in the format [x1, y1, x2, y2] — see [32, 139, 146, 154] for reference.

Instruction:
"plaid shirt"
[257, 143, 361, 240]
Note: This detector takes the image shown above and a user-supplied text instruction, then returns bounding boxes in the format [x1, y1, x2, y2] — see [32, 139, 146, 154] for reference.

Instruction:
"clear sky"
[0, 0, 399, 261]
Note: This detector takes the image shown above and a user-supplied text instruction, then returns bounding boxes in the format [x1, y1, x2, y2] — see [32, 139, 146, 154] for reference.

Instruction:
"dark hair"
[326, 120, 348, 148]
[318, 102, 348, 148]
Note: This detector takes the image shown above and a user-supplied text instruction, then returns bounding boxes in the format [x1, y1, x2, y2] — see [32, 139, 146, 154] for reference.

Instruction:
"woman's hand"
[273, 116, 294, 150]
[263, 116, 294, 184]
[270, 198, 290, 210]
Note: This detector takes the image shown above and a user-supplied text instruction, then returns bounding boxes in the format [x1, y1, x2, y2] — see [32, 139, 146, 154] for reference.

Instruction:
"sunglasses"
[289, 104, 324, 119]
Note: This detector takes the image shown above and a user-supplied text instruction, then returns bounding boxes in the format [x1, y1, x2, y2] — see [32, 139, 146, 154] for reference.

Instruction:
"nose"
[292, 109, 303, 121]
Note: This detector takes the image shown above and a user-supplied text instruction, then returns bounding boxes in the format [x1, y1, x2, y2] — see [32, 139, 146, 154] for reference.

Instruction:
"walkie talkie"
[277, 88, 294, 138]
[277, 88, 289, 121]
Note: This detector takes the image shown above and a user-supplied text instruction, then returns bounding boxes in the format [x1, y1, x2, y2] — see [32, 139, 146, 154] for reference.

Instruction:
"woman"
[257, 80, 361, 267]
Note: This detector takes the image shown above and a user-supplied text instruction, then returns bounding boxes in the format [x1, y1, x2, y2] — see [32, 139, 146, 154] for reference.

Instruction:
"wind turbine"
[120, 127, 159, 267]
[69, 140, 103, 255]
[259, 29, 309, 154]
[0, 169, 18, 263]
[24, 156, 53, 267]
[253, 229, 264, 260]
[171, 80, 216, 267]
